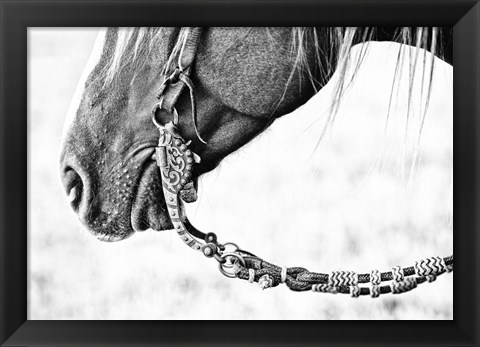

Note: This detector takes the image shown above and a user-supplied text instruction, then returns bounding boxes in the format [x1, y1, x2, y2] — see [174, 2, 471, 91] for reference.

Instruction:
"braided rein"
[187, 231, 453, 297]
[232, 252, 453, 296]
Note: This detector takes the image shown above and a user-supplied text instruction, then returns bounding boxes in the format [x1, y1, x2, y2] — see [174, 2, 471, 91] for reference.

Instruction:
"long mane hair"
[103, 28, 443, 94]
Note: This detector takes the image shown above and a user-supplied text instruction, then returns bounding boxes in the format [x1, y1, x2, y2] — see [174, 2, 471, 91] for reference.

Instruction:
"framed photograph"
[1, 0, 478, 346]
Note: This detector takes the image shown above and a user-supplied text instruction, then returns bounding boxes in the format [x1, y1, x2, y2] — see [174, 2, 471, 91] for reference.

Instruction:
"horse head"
[59, 27, 324, 241]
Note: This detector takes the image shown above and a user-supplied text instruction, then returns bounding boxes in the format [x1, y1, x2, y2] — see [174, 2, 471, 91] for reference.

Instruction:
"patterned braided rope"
[232, 255, 453, 296]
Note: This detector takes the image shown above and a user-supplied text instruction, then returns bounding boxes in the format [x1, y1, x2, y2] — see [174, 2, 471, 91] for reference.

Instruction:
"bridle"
[150, 27, 453, 296]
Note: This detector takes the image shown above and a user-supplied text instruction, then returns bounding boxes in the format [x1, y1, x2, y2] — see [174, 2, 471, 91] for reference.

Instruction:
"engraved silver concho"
[152, 121, 203, 251]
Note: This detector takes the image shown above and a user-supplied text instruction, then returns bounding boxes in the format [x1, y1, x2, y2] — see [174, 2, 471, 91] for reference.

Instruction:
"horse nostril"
[62, 167, 83, 210]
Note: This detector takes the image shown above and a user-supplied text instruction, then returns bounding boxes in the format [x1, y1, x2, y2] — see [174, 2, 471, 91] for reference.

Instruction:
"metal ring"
[152, 101, 179, 128]
[218, 252, 246, 278]
[222, 242, 239, 253]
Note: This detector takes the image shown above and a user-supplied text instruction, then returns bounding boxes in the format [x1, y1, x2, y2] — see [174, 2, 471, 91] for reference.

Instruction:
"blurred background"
[28, 28, 452, 320]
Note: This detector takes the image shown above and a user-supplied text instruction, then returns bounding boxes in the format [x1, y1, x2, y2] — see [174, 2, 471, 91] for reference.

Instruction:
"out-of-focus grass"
[28, 29, 452, 320]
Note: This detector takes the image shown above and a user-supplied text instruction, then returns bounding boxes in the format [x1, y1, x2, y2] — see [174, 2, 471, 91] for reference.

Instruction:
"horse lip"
[129, 147, 158, 231]
[131, 142, 157, 157]
[130, 145, 180, 232]
[129, 143, 200, 232]
[85, 144, 156, 243]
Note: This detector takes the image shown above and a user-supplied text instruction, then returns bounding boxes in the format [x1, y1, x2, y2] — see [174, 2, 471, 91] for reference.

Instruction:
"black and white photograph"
[27, 26, 454, 320]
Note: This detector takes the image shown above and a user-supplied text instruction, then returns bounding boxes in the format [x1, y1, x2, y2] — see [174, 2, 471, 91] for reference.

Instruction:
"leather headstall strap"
[153, 27, 206, 144]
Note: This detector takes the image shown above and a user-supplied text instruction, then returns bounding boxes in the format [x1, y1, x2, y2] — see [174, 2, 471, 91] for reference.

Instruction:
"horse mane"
[102, 27, 441, 110]
[291, 27, 442, 177]
[100, 27, 443, 175]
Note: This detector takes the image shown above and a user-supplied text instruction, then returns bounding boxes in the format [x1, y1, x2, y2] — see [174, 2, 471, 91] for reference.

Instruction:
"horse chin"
[130, 160, 174, 232]
[93, 231, 134, 242]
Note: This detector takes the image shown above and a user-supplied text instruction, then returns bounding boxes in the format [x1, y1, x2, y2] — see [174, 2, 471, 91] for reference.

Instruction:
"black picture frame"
[1, 0, 478, 346]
